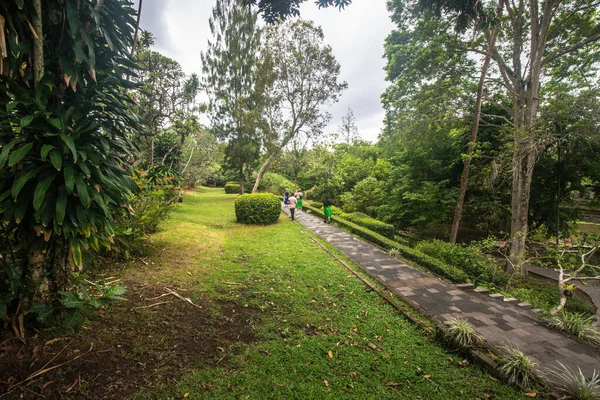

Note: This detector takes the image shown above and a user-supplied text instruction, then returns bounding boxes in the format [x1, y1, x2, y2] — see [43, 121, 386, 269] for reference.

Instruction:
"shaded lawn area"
[1, 188, 524, 399]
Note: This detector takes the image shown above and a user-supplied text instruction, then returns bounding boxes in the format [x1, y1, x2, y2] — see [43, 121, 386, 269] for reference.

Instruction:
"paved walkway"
[284, 207, 600, 379]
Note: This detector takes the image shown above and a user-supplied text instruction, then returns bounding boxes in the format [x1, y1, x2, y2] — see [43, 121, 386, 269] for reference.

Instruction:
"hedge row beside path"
[303, 204, 470, 283]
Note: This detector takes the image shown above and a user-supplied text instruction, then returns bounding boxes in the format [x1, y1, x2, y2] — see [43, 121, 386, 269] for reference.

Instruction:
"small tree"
[251, 20, 347, 193]
[553, 245, 600, 314]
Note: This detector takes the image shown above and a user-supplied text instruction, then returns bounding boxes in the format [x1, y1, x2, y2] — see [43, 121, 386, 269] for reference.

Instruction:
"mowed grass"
[131, 187, 523, 399]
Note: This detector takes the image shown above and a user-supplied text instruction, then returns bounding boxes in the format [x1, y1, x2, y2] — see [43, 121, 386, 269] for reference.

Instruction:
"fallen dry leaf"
[386, 382, 403, 386]
[328, 350, 333, 359]
[367, 343, 379, 351]
[423, 375, 431, 380]
[524, 393, 536, 398]
[488, 375, 498, 381]
[183, 394, 189, 398]
[324, 380, 329, 388]
[349, 372, 357, 378]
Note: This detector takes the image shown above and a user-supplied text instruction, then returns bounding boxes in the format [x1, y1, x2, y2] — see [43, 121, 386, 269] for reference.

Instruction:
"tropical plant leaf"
[41, 144, 55, 160]
[21, 114, 34, 127]
[64, 165, 75, 194]
[60, 133, 78, 161]
[0, 138, 20, 167]
[8, 142, 33, 166]
[12, 169, 38, 198]
[33, 176, 55, 211]
[30, 302, 55, 324]
[64, 308, 82, 329]
[56, 190, 68, 224]
[50, 150, 63, 171]
[70, 236, 83, 267]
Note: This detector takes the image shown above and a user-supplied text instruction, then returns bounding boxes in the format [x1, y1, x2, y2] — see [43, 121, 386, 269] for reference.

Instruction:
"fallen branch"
[135, 301, 171, 310]
[221, 281, 244, 286]
[145, 293, 171, 301]
[164, 287, 203, 310]
[3, 343, 93, 396]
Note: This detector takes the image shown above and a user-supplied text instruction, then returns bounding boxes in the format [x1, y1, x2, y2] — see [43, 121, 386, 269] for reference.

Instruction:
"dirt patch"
[0, 281, 257, 399]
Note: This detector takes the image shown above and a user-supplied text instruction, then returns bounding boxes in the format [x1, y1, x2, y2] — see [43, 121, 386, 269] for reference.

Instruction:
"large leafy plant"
[0, 0, 138, 317]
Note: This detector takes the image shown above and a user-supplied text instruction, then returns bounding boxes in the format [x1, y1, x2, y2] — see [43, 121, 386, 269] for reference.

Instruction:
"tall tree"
[201, 0, 262, 194]
[243, 0, 352, 23]
[251, 20, 347, 193]
[338, 108, 360, 144]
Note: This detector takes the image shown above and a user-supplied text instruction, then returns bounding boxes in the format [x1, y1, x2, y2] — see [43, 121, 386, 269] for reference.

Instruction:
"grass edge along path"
[132, 188, 524, 399]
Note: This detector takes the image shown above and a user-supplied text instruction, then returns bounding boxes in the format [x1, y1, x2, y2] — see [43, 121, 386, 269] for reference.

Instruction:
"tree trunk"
[239, 164, 244, 194]
[0, 15, 7, 75]
[32, 0, 44, 86]
[509, 134, 536, 275]
[252, 154, 274, 193]
[130, 0, 143, 57]
[450, 10, 502, 244]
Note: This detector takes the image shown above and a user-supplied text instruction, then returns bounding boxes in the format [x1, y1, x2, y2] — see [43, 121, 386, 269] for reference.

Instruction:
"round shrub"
[224, 183, 240, 194]
[235, 194, 281, 225]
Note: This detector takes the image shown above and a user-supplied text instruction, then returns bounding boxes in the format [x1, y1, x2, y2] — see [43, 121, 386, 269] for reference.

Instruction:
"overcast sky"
[134, 0, 396, 143]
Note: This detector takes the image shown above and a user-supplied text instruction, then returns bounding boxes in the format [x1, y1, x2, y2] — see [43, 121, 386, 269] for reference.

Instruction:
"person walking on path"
[284, 188, 290, 207]
[288, 194, 297, 221]
[295, 188, 303, 213]
[323, 196, 332, 223]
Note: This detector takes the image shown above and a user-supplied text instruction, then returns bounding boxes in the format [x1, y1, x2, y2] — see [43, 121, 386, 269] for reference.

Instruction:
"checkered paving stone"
[283, 204, 600, 379]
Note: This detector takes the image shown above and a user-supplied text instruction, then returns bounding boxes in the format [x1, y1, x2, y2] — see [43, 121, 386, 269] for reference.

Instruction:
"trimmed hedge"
[343, 212, 396, 239]
[235, 193, 281, 225]
[303, 204, 470, 283]
[224, 183, 240, 194]
[415, 240, 497, 284]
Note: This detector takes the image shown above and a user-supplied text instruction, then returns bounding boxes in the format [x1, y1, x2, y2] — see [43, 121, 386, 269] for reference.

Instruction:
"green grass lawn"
[131, 187, 524, 399]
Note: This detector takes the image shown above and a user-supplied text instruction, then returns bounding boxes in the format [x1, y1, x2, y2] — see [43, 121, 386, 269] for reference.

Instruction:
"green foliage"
[549, 362, 600, 400]
[235, 193, 281, 225]
[495, 346, 546, 390]
[202, 0, 263, 185]
[342, 212, 396, 239]
[58, 276, 127, 329]
[543, 310, 600, 346]
[304, 204, 470, 282]
[31, 274, 127, 328]
[441, 318, 483, 350]
[244, 0, 352, 24]
[225, 183, 241, 194]
[416, 240, 497, 284]
[259, 172, 294, 195]
[0, 0, 138, 317]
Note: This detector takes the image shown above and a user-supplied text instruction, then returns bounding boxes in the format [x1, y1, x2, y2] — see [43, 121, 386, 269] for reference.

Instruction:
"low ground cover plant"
[495, 345, 546, 390]
[543, 310, 600, 345]
[549, 362, 600, 400]
[235, 193, 281, 224]
[440, 318, 484, 350]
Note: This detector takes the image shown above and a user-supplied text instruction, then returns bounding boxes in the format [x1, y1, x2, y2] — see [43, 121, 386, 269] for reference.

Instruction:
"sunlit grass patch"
[130, 187, 524, 399]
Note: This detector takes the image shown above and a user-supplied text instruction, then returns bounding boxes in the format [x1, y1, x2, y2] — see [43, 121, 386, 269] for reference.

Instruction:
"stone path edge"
[295, 220, 503, 375]
[296, 206, 600, 345]
[281, 204, 600, 381]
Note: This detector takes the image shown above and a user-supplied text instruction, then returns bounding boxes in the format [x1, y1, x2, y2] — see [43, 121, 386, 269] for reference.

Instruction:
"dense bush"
[112, 170, 178, 257]
[260, 173, 295, 195]
[235, 194, 281, 225]
[225, 183, 240, 194]
[311, 201, 324, 209]
[415, 240, 496, 284]
[343, 212, 396, 238]
[303, 204, 469, 283]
